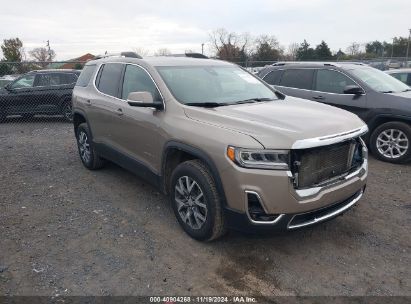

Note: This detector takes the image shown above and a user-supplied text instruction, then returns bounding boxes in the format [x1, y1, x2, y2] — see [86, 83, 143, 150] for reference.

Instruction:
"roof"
[28, 69, 80, 74]
[86, 56, 233, 67]
[263, 61, 369, 71]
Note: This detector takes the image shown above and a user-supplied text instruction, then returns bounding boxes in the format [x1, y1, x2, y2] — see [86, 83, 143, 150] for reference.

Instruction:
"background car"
[258, 62, 411, 163]
[0, 69, 80, 122]
[0, 74, 18, 88]
[385, 68, 411, 86]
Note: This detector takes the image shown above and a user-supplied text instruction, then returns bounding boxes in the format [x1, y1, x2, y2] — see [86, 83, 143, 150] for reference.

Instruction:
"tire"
[62, 101, 73, 122]
[76, 123, 106, 170]
[170, 159, 226, 241]
[370, 121, 411, 164]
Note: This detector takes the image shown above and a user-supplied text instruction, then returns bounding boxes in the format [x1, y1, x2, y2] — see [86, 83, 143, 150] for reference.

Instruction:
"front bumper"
[219, 139, 368, 231]
[224, 188, 365, 233]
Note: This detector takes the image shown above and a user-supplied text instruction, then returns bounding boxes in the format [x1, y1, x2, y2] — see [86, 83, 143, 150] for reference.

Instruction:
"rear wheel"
[370, 121, 411, 164]
[76, 123, 105, 170]
[170, 160, 226, 241]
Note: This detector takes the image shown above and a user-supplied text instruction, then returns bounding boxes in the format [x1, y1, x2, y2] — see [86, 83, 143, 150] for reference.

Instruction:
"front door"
[310, 69, 368, 120]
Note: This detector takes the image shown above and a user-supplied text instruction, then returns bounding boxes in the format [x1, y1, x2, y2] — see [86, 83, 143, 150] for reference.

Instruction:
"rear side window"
[263, 69, 283, 85]
[96, 63, 123, 97]
[36, 73, 76, 86]
[279, 69, 314, 90]
[315, 69, 356, 94]
[76, 65, 96, 87]
[121, 65, 162, 101]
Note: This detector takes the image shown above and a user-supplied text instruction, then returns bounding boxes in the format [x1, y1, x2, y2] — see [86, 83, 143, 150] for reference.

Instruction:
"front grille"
[292, 139, 362, 189]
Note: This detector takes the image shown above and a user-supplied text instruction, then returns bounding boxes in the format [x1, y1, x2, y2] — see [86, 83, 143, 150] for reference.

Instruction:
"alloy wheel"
[376, 128, 409, 159]
[175, 176, 207, 230]
[78, 131, 91, 164]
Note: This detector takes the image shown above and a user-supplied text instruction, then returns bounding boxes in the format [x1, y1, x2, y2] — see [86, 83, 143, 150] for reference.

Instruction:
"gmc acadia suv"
[72, 53, 368, 241]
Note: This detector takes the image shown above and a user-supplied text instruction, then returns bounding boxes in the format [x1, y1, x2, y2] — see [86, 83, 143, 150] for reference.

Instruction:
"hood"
[184, 96, 366, 149]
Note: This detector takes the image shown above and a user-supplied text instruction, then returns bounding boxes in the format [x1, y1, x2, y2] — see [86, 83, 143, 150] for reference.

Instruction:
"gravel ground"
[0, 120, 410, 297]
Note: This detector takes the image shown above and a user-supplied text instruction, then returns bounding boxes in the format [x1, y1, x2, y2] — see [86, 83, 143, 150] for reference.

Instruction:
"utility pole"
[46, 40, 51, 61]
[201, 43, 204, 55]
[406, 29, 411, 67]
[391, 37, 394, 59]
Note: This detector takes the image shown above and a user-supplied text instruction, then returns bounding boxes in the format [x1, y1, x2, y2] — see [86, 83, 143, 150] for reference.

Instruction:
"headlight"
[227, 146, 289, 170]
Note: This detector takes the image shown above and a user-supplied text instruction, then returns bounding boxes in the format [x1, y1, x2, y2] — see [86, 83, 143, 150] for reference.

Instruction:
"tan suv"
[72, 52, 368, 241]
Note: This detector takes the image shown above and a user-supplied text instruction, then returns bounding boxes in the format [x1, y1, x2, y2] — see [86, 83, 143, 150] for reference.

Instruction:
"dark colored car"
[0, 69, 80, 122]
[385, 68, 411, 86]
[258, 62, 411, 163]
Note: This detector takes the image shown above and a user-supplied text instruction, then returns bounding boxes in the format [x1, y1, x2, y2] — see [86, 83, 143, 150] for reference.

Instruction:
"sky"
[0, 0, 410, 60]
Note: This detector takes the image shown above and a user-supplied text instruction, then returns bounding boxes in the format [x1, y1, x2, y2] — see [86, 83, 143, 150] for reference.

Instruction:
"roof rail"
[165, 52, 209, 59]
[95, 51, 142, 60]
[272, 61, 337, 67]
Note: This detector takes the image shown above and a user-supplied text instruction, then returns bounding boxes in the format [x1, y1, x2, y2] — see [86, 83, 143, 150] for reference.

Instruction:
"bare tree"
[287, 42, 299, 60]
[346, 42, 361, 56]
[154, 48, 172, 56]
[209, 28, 251, 62]
[29, 47, 56, 67]
[133, 47, 151, 57]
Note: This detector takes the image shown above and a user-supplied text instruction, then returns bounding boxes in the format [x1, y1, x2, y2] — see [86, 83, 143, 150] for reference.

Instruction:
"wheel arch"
[73, 109, 93, 139]
[161, 141, 227, 206]
[367, 114, 411, 140]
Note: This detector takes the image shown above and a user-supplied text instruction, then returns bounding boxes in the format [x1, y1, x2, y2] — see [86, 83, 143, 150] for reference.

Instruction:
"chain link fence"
[0, 61, 86, 124]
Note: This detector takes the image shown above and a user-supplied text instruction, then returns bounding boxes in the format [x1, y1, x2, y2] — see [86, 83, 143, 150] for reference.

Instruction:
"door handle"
[116, 108, 123, 116]
[312, 95, 324, 100]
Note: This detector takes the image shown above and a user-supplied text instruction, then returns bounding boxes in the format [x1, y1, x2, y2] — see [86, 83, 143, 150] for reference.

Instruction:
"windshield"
[350, 67, 409, 93]
[156, 66, 277, 105]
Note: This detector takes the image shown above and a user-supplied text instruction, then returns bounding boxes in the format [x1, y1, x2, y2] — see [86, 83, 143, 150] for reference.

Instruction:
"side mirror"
[343, 85, 364, 95]
[127, 91, 163, 110]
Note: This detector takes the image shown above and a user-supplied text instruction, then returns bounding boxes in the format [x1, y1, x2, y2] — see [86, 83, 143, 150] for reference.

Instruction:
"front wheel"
[170, 160, 226, 241]
[370, 121, 411, 164]
[62, 101, 73, 122]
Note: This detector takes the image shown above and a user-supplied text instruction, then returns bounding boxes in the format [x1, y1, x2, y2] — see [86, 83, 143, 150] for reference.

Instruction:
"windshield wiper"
[230, 97, 276, 105]
[185, 102, 228, 108]
[381, 90, 394, 93]
[402, 88, 411, 92]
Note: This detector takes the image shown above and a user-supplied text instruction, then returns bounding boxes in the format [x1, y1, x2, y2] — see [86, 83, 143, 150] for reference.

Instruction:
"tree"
[133, 47, 151, 57]
[209, 28, 251, 63]
[315, 40, 332, 60]
[287, 42, 299, 60]
[252, 35, 283, 62]
[296, 40, 316, 60]
[29, 47, 56, 67]
[346, 42, 361, 56]
[154, 48, 172, 56]
[365, 40, 384, 57]
[1, 38, 24, 62]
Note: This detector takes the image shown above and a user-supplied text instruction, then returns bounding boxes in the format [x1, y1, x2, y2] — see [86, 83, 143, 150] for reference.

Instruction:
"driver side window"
[315, 69, 356, 94]
[121, 65, 161, 101]
[11, 75, 35, 89]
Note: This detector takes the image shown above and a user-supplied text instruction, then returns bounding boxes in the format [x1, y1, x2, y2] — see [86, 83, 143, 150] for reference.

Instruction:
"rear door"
[89, 63, 125, 147]
[274, 68, 315, 100]
[311, 69, 368, 119]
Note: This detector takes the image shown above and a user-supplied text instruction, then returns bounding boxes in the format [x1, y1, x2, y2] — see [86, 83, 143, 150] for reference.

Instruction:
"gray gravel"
[0, 120, 410, 296]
